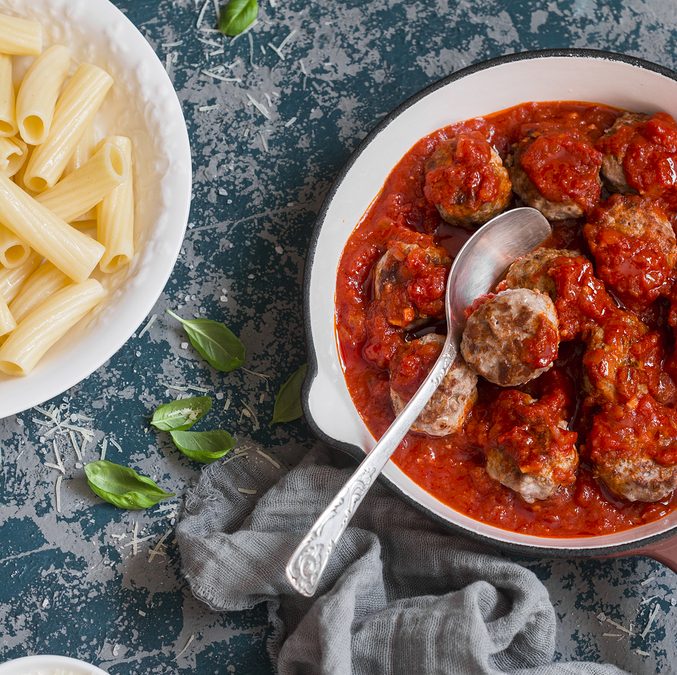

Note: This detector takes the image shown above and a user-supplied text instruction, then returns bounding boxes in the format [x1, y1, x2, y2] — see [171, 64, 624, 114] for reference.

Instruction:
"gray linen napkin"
[176, 443, 627, 675]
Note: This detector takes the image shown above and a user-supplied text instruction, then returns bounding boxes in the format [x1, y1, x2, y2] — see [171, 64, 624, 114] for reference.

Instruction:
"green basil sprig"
[167, 310, 245, 372]
[219, 0, 258, 37]
[84, 460, 174, 510]
[170, 430, 236, 464]
[272, 363, 307, 423]
[150, 396, 212, 432]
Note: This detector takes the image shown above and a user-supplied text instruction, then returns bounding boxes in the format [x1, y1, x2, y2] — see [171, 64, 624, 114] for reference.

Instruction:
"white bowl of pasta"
[0, 0, 191, 416]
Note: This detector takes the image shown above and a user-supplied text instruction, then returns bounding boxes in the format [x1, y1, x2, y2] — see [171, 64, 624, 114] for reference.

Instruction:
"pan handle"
[636, 536, 677, 573]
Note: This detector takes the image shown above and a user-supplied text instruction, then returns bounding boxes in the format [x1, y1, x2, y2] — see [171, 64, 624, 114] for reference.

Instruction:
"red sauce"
[424, 135, 502, 210]
[520, 131, 603, 212]
[334, 101, 677, 537]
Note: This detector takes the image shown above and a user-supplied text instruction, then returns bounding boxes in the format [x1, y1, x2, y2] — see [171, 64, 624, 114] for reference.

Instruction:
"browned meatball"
[597, 112, 648, 193]
[588, 395, 677, 502]
[461, 288, 559, 386]
[373, 241, 450, 329]
[583, 194, 677, 309]
[480, 385, 579, 503]
[389, 334, 478, 437]
[502, 247, 580, 299]
[423, 133, 512, 228]
[508, 130, 603, 220]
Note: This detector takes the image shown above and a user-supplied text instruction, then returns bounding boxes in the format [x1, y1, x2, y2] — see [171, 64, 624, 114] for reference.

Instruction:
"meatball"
[583, 311, 673, 407]
[508, 130, 603, 220]
[597, 111, 677, 204]
[589, 396, 677, 502]
[373, 241, 450, 329]
[423, 133, 512, 228]
[584, 194, 677, 309]
[389, 334, 478, 436]
[482, 388, 579, 503]
[461, 288, 559, 386]
[597, 112, 648, 193]
[502, 247, 580, 299]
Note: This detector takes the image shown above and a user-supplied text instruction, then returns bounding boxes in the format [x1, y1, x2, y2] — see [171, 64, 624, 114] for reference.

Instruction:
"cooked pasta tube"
[0, 298, 15, 336]
[16, 45, 72, 145]
[0, 279, 105, 376]
[0, 55, 16, 137]
[0, 252, 41, 303]
[98, 136, 134, 273]
[23, 63, 113, 192]
[65, 121, 95, 175]
[0, 173, 105, 282]
[36, 140, 127, 223]
[0, 137, 28, 177]
[0, 13, 42, 55]
[9, 262, 69, 323]
[0, 224, 30, 268]
[71, 219, 97, 239]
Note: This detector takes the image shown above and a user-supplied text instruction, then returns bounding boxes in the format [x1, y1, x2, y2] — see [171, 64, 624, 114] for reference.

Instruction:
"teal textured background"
[0, 1, 675, 673]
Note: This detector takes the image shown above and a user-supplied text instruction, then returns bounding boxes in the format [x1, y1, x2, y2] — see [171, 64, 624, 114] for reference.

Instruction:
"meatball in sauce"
[424, 133, 512, 228]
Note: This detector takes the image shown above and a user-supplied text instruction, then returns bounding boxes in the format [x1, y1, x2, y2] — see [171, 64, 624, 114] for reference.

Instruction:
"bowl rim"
[302, 47, 677, 557]
[0, 0, 192, 418]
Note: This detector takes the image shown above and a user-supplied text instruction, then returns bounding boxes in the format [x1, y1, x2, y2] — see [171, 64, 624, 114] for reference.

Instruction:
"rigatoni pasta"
[9, 262, 69, 323]
[0, 252, 41, 303]
[16, 45, 71, 145]
[0, 298, 15, 337]
[0, 13, 42, 55]
[36, 139, 127, 223]
[0, 137, 28, 177]
[97, 136, 135, 273]
[0, 56, 16, 137]
[0, 173, 105, 281]
[0, 13, 138, 377]
[65, 122, 95, 176]
[23, 63, 113, 192]
[0, 279, 106, 376]
[0, 224, 30, 269]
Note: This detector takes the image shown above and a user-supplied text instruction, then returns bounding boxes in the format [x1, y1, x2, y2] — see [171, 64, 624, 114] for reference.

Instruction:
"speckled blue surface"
[0, 1, 675, 673]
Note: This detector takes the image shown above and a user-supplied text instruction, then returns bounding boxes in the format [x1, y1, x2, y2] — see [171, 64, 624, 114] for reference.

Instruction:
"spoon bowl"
[287, 207, 552, 597]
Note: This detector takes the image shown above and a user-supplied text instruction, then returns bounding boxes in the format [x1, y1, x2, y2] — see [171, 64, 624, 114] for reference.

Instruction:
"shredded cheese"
[55, 475, 63, 513]
[256, 448, 280, 469]
[640, 603, 660, 638]
[176, 634, 195, 658]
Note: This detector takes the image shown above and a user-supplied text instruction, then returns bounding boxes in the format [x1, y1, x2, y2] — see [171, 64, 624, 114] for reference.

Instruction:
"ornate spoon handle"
[285, 340, 457, 596]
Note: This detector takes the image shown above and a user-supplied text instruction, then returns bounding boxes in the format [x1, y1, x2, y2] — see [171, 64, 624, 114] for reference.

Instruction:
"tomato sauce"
[334, 101, 677, 537]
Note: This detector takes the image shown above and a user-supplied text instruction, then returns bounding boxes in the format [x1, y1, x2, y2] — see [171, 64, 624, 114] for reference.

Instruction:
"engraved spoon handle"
[285, 339, 457, 596]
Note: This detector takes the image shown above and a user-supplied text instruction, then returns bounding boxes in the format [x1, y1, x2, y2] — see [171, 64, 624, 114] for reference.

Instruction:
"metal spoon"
[286, 206, 552, 597]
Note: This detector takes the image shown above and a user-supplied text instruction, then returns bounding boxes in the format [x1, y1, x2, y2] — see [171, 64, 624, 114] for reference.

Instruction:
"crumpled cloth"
[176, 444, 627, 675]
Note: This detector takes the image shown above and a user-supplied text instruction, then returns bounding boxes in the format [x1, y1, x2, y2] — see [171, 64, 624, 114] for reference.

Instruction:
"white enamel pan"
[303, 49, 677, 571]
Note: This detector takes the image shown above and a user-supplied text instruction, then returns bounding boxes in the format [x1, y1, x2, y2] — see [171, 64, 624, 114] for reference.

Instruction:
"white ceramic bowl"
[0, 0, 191, 417]
[304, 50, 677, 558]
[0, 655, 108, 674]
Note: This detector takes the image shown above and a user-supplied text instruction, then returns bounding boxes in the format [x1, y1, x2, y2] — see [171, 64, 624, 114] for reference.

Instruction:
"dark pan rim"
[302, 48, 677, 558]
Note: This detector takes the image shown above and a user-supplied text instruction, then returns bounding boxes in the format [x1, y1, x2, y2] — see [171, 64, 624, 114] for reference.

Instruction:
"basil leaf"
[150, 396, 212, 432]
[218, 0, 258, 37]
[167, 310, 245, 372]
[84, 460, 174, 510]
[272, 363, 307, 424]
[170, 429, 236, 464]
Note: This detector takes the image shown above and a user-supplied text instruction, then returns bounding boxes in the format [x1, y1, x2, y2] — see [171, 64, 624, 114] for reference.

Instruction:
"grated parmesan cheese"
[256, 448, 280, 469]
[246, 93, 271, 120]
[55, 475, 63, 513]
[640, 603, 660, 638]
[176, 634, 195, 658]
[138, 314, 157, 338]
[196, 0, 210, 29]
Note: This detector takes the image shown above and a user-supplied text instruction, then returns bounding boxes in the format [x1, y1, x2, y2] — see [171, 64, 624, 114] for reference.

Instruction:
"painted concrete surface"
[0, 1, 675, 673]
